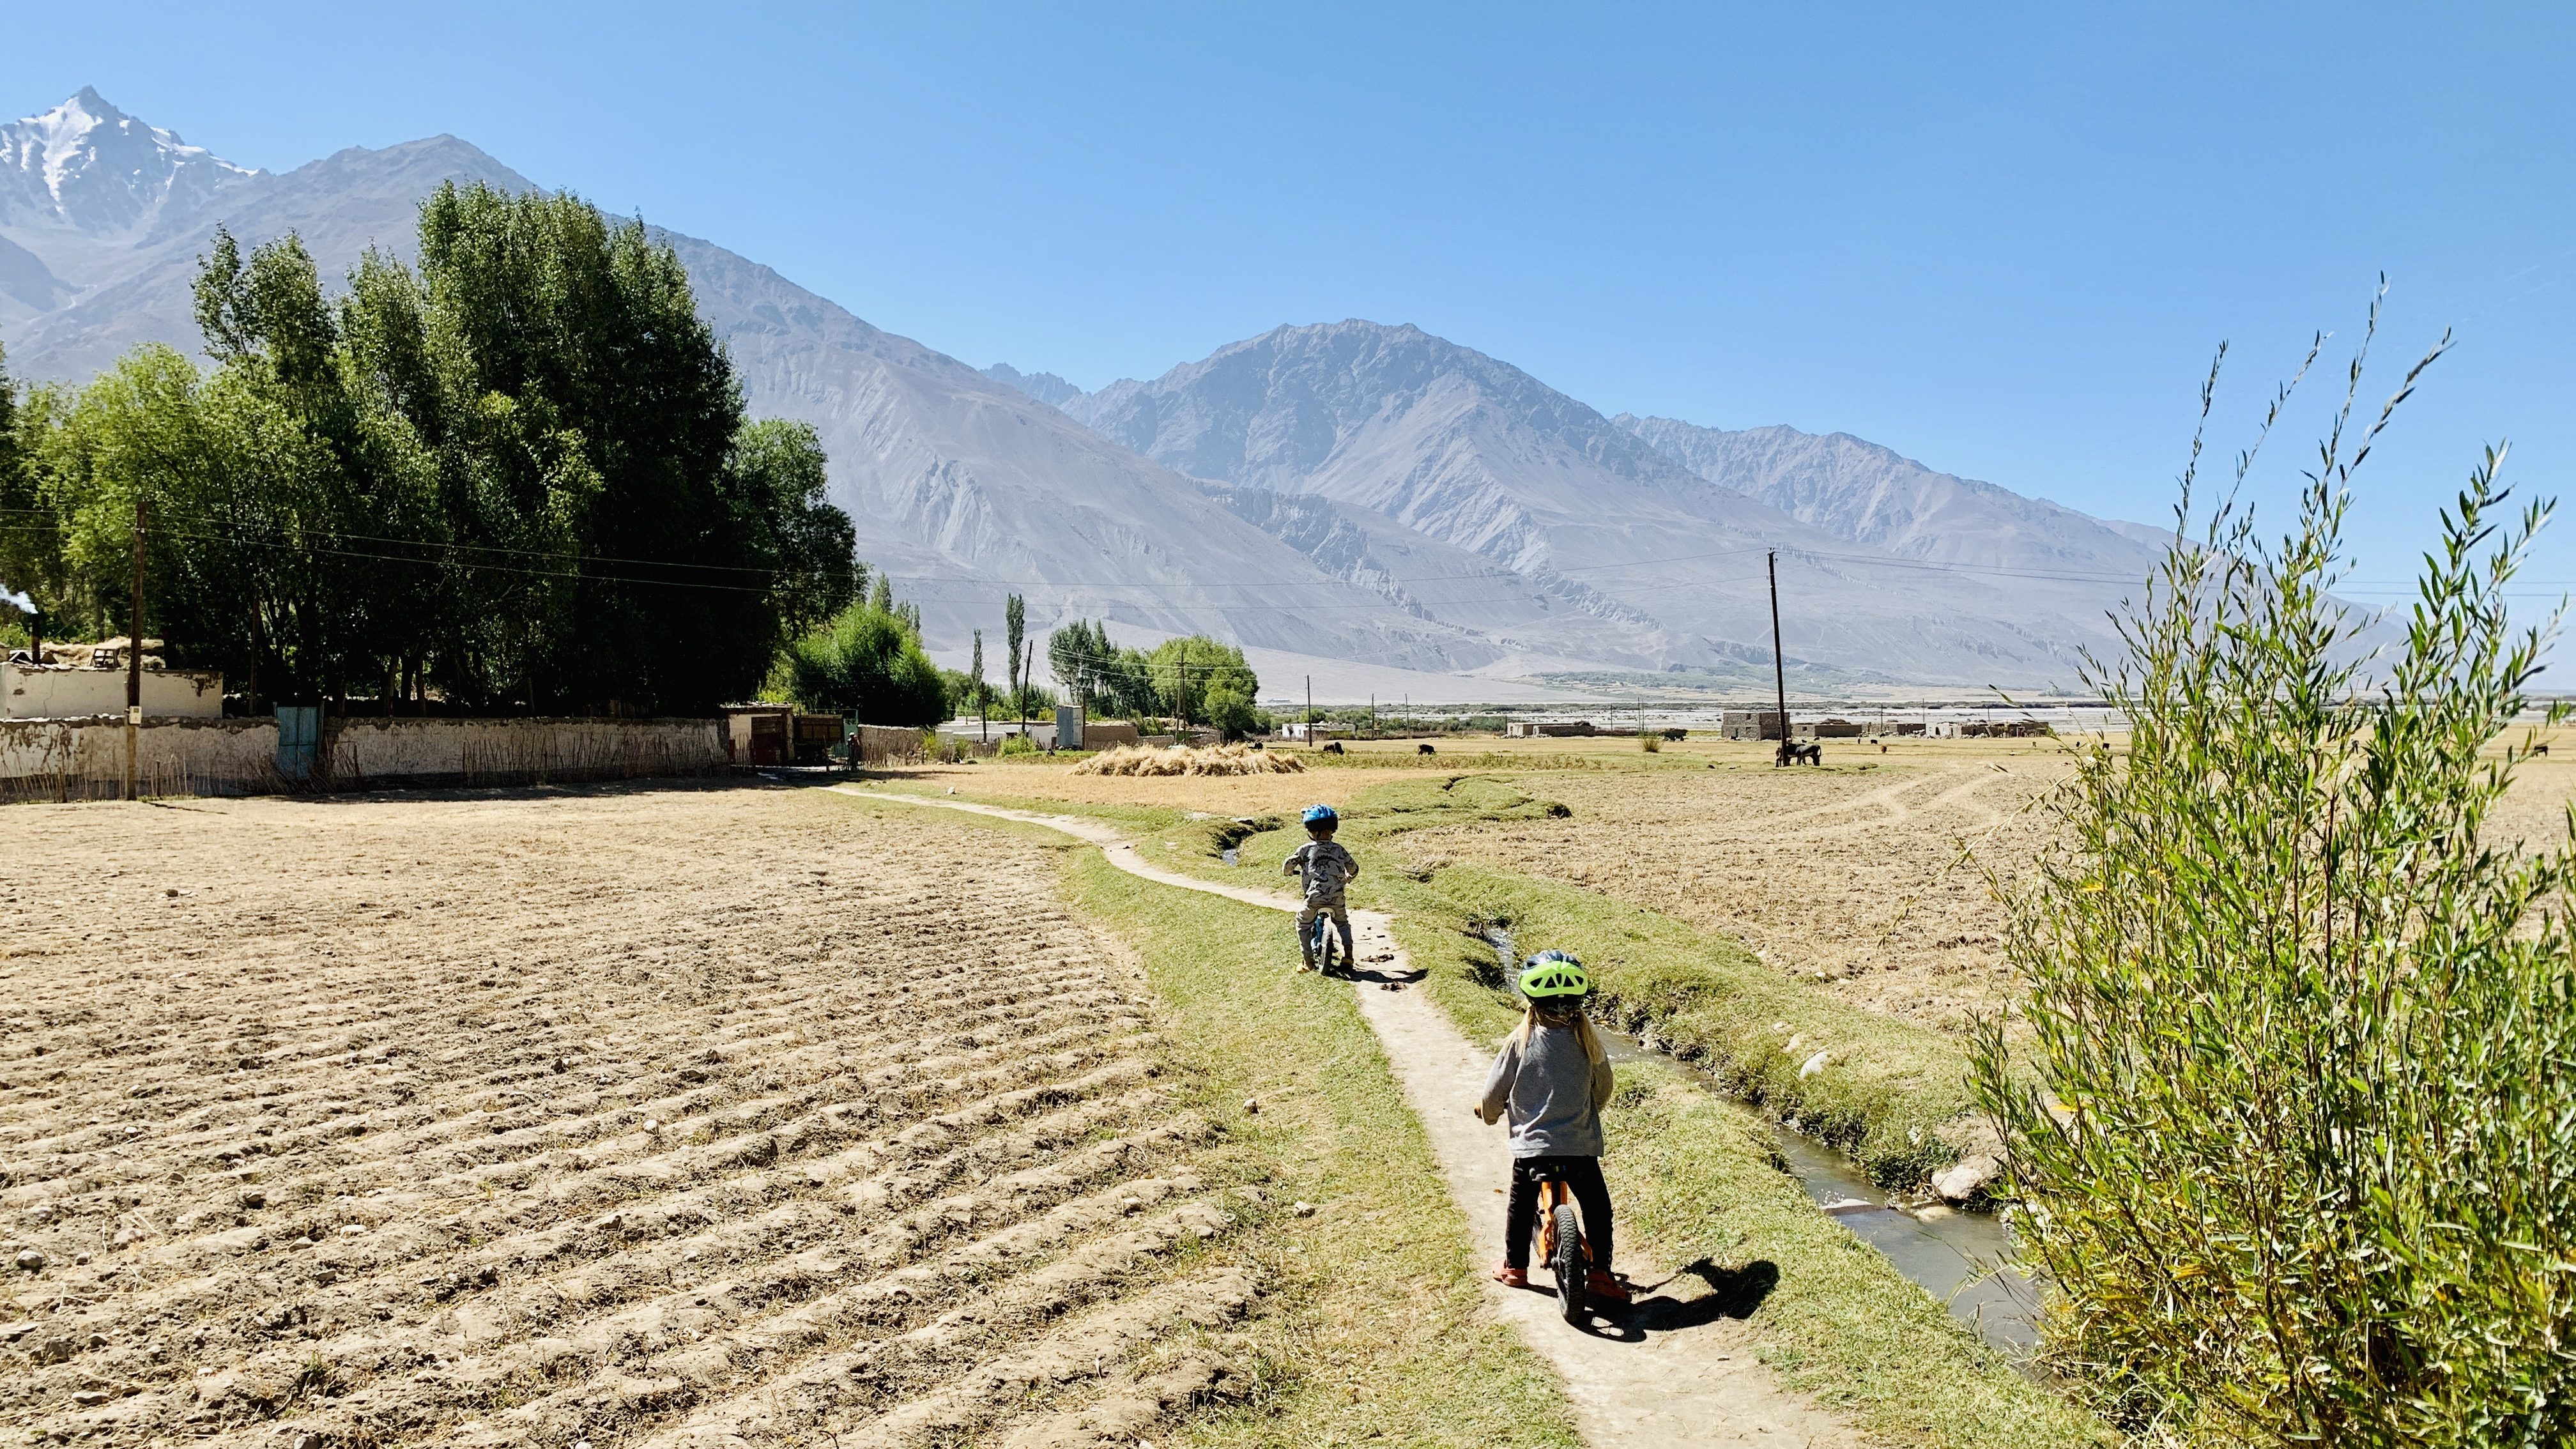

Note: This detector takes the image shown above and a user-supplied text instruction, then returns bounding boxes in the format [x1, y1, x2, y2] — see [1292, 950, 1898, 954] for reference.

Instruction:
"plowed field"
[0, 785, 1258, 1448]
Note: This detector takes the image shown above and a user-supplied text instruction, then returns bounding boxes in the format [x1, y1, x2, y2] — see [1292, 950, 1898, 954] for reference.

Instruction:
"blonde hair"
[1510, 997, 1608, 1067]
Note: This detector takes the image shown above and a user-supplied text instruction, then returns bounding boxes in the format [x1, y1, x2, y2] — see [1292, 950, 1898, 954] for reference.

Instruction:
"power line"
[0, 504, 792, 579]
[0, 522, 780, 595]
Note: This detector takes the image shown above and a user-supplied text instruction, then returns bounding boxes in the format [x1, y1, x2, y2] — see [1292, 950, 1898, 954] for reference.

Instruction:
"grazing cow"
[1323, 741, 1345, 755]
[1780, 741, 1823, 766]
[2536, 743, 2551, 757]
[1418, 742, 1437, 755]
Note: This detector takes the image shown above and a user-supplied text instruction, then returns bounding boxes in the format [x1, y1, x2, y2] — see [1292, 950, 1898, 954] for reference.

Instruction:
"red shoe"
[1491, 1263, 1529, 1287]
[1586, 1269, 1632, 1304]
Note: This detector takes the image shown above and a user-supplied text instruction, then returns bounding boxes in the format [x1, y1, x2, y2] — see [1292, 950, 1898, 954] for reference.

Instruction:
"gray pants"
[1298, 901, 1353, 967]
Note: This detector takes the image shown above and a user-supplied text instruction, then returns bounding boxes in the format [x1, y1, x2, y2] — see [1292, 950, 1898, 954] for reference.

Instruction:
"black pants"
[1504, 1154, 1613, 1272]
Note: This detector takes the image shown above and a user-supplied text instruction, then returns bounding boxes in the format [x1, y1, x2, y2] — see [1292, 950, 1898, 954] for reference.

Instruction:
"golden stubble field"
[1414, 735, 2576, 1036]
[1405, 739, 2071, 1034]
[0, 783, 1257, 1448]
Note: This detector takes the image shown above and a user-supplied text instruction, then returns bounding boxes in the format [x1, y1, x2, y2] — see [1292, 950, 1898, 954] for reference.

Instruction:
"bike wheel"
[1549, 1201, 1587, 1324]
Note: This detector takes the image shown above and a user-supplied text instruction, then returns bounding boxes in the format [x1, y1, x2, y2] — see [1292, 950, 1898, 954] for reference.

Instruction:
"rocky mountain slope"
[978, 362, 1087, 411]
[2, 90, 2154, 690]
[1055, 321, 2129, 682]
[1614, 413, 2163, 579]
[0, 92, 1493, 677]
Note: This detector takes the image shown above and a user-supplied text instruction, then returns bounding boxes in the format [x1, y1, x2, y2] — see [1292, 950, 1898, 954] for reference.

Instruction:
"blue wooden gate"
[275, 707, 320, 782]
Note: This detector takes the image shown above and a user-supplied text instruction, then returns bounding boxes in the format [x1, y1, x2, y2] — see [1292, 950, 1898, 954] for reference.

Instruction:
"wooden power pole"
[125, 494, 146, 801]
[1768, 549, 1790, 767]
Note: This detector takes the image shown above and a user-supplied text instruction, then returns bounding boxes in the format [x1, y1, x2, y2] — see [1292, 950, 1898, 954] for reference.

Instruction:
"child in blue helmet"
[1284, 804, 1360, 973]
[1475, 951, 1628, 1304]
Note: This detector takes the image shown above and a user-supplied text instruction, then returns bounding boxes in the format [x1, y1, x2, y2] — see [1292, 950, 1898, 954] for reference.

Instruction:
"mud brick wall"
[0, 716, 724, 801]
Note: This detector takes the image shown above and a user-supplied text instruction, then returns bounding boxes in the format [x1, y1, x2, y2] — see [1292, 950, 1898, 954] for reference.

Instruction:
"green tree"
[408, 183, 777, 712]
[1049, 618, 1137, 717]
[0, 347, 75, 656]
[9, 193, 854, 719]
[192, 229, 440, 706]
[1004, 592, 1026, 725]
[727, 418, 860, 641]
[1140, 634, 1257, 726]
[776, 596, 947, 727]
[1972, 318, 2576, 1444]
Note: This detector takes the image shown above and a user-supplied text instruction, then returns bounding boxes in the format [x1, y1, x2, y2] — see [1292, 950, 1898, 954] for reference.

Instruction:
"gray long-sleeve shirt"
[1478, 1022, 1615, 1158]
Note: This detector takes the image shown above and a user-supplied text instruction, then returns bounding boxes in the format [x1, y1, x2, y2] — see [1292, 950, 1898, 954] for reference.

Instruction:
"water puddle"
[1221, 847, 1239, 866]
[1486, 928, 2042, 1356]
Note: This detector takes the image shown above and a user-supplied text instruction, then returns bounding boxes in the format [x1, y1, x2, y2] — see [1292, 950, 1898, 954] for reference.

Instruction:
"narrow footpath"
[843, 785, 1864, 1449]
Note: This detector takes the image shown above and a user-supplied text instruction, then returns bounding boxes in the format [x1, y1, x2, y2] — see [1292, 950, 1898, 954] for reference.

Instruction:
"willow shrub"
[1972, 317, 2576, 1445]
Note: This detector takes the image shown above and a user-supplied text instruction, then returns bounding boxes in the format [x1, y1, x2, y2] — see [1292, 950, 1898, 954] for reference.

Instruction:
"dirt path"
[853, 786, 1864, 1448]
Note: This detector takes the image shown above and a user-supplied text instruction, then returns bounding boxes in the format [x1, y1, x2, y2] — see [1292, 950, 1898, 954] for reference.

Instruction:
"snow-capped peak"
[0, 87, 257, 238]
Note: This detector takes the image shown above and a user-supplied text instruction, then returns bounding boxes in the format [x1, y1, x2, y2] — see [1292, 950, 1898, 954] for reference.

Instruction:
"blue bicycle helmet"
[1301, 804, 1338, 826]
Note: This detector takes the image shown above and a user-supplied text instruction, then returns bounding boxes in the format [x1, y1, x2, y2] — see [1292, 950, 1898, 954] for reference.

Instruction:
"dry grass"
[1401, 752, 2067, 1034]
[1072, 744, 1305, 777]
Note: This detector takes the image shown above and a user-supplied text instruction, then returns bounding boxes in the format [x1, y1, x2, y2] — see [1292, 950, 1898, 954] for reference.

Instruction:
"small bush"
[1974, 311, 2576, 1444]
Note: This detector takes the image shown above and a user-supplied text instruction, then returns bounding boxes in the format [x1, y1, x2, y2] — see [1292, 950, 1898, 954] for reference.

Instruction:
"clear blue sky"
[10, 2, 2573, 594]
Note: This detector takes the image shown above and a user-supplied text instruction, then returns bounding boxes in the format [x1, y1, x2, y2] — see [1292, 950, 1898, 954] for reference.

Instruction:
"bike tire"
[1549, 1202, 1586, 1324]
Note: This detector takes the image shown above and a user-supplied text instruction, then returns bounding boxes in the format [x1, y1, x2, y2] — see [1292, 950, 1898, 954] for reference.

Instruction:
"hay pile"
[1072, 743, 1306, 777]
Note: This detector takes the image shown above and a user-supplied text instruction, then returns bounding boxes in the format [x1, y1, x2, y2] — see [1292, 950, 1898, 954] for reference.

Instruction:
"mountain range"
[1, 89, 2169, 697]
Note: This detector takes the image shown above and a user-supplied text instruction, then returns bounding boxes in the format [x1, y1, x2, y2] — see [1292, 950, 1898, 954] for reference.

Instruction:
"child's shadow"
[1620, 1258, 1781, 1334]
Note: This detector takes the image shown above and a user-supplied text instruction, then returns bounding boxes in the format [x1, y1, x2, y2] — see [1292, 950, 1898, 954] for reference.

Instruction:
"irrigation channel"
[1483, 926, 2044, 1357]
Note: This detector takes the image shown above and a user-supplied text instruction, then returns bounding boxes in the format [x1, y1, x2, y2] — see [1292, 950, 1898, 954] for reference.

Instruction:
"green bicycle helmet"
[1517, 950, 1590, 999]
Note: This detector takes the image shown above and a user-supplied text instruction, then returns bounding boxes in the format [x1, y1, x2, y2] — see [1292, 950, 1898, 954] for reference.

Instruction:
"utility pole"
[1768, 549, 1790, 768]
[125, 494, 146, 801]
[1306, 675, 1312, 742]
[1019, 640, 1034, 738]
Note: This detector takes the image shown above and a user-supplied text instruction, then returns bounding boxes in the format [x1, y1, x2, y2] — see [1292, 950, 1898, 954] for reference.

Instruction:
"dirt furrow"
[2, 786, 1233, 1449]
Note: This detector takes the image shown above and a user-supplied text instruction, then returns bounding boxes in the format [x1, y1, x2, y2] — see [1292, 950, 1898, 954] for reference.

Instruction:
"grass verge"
[1603, 1062, 2101, 1447]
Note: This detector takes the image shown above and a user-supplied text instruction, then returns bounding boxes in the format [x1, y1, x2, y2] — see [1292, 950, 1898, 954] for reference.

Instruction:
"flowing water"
[1487, 929, 2042, 1356]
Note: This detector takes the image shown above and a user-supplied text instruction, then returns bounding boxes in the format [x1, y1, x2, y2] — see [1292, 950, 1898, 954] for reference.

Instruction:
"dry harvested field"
[1390, 741, 2067, 1034]
[0, 783, 1262, 1448]
[1397, 733, 2576, 1036]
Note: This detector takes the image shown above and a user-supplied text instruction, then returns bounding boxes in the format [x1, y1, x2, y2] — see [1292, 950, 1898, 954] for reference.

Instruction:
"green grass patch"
[1605, 1063, 2101, 1448]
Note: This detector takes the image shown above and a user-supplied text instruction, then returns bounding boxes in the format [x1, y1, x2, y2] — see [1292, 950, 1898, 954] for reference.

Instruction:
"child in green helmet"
[1474, 951, 1629, 1304]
